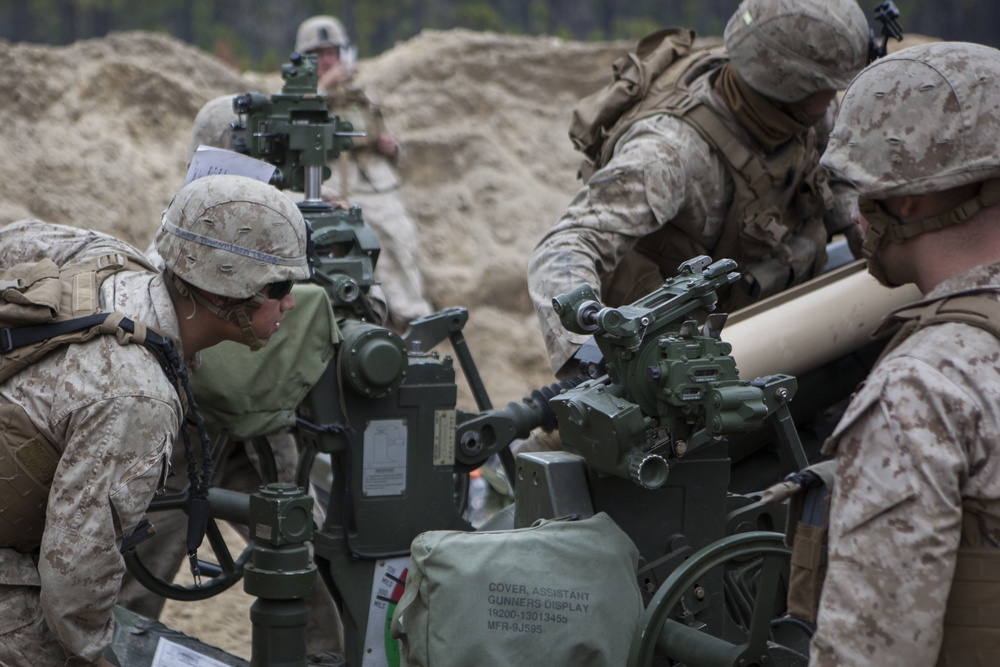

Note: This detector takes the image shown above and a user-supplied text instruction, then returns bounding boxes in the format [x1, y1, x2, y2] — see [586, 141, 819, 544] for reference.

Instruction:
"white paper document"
[184, 146, 277, 186]
[150, 637, 231, 667]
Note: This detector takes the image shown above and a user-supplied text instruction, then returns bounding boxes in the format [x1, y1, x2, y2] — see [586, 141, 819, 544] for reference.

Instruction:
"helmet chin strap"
[170, 274, 269, 351]
[857, 198, 898, 287]
[858, 180, 1000, 287]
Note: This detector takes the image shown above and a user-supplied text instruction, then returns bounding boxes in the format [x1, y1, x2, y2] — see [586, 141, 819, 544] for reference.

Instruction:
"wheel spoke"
[628, 531, 796, 667]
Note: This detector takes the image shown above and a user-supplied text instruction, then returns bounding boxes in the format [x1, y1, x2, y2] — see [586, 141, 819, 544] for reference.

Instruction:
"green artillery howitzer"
[442, 256, 812, 666]
[125, 251, 816, 667]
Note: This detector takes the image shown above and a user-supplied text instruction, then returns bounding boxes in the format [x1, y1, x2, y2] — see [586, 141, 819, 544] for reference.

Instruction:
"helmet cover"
[822, 41, 1000, 198]
[186, 94, 240, 165]
[724, 0, 869, 103]
[295, 15, 349, 54]
[156, 174, 310, 299]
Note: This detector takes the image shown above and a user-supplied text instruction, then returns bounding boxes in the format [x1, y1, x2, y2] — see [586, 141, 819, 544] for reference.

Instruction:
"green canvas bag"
[390, 512, 643, 666]
[189, 282, 341, 439]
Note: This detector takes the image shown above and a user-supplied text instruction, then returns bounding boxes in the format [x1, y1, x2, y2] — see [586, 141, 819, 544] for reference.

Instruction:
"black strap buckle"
[0, 328, 13, 353]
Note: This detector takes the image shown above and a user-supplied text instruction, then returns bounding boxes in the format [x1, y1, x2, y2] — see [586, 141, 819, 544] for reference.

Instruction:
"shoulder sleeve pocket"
[108, 440, 170, 542]
[825, 376, 918, 535]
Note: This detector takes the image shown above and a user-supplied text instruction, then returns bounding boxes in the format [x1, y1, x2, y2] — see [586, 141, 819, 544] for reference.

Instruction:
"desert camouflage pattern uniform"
[126, 223, 348, 658]
[0, 252, 182, 666]
[528, 0, 869, 376]
[810, 263, 1000, 666]
[326, 85, 433, 330]
[528, 110, 722, 373]
[528, 81, 843, 374]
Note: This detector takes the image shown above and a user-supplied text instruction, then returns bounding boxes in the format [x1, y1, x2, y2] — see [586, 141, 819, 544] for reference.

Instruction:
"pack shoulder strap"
[681, 104, 772, 198]
[877, 292, 1000, 363]
[1, 312, 113, 354]
[0, 248, 218, 571]
[0, 250, 160, 383]
[595, 46, 726, 171]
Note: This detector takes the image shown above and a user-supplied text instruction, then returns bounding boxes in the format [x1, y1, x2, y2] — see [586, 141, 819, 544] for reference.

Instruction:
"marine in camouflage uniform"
[810, 42, 1000, 666]
[297, 15, 434, 331]
[0, 175, 309, 666]
[528, 0, 869, 376]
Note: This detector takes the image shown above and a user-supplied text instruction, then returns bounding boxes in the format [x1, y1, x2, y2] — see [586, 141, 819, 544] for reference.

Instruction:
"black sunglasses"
[265, 280, 294, 300]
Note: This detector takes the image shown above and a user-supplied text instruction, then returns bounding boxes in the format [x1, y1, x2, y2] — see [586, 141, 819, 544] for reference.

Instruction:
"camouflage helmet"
[822, 41, 1000, 198]
[724, 0, 869, 103]
[295, 15, 349, 54]
[186, 94, 239, 165]
[156, 174, 310, 300]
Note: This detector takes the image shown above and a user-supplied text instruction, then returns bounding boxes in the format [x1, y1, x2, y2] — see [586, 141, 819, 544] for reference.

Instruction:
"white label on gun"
[363, 419, 408, 496]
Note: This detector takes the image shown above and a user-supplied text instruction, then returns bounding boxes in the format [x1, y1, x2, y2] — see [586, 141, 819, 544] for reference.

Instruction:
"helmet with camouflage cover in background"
[295, 15, 350, 54]
[724, 0, 869, 103]
[821, 41, 1000, 284]
[186, 94, 239, 165]
[155, 174, 311, 348]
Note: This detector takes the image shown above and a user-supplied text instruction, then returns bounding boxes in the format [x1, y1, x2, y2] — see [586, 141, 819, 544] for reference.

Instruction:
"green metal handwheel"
[629, 531, 806, 667]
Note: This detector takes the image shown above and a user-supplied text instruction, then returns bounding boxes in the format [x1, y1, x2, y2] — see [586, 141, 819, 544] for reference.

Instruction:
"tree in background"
[2, 0, 998, 71]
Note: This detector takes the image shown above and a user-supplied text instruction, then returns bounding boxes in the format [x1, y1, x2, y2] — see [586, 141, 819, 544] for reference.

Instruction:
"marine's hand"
[377, 131, 400, 158]
[318, 61, 353, 91]
[321, 193, 350, 210]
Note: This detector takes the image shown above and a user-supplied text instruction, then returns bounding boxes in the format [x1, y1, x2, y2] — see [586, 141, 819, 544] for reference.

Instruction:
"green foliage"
[611, 17, 662, 42]
[2, 0, 999, 67]
[451, 2, 505, 31]
[528, 1, 549, 36]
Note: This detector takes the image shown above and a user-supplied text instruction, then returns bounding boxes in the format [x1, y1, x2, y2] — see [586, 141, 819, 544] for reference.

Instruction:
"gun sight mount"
[547, 256, 803, 489]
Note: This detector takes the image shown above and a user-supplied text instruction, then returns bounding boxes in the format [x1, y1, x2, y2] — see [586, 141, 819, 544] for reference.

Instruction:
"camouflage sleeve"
[810, 357, 972, 666]
[527, 115, 723, 373]
[38, 395, 175, 665]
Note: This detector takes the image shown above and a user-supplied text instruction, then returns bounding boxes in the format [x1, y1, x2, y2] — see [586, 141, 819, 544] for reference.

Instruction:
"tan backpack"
[0, 238, 177, 551]
[568, 27, 698, 181]
[0, 226, 219, 559]
[0, 249, 160, 383]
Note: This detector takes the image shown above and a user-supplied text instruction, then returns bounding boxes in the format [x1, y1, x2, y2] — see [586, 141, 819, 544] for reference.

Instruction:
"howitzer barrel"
[723, 260, 920, 381]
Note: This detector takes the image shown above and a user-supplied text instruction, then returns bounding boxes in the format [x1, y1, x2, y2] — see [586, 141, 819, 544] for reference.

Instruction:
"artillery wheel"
[628, 531, 804, 667]
[124, 434, 276, 601]
[123, 512, 254, 601]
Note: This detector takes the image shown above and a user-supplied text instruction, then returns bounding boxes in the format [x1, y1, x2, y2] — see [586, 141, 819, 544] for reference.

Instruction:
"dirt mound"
[0, 32, 251, 241]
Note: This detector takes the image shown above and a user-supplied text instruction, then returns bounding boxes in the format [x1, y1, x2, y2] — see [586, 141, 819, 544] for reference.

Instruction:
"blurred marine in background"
[296, 15, 434, 331]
